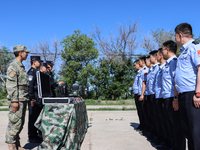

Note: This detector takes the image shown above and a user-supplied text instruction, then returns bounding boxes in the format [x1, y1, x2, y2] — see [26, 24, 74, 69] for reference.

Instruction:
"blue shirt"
[133, 69, 141, 94]
[154, 63, 166, 99]
[145, 68, 152, 95]
[138, 66, 149, 95]
[149, 63, 160, 95]
[162, 55, 177, 99]
[175, 39, 200, 93]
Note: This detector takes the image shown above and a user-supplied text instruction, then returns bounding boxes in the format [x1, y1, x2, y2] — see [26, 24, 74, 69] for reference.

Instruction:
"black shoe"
[28, 138, 42, 143]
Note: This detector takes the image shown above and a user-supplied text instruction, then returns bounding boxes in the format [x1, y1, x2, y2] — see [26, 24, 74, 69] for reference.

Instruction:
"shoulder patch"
[192, 41, 199, 45]
[9, 71, 16, 78]
[28, 75, 33, 81]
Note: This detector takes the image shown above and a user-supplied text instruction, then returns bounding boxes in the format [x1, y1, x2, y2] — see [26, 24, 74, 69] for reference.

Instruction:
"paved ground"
[0, 109, 158, 150]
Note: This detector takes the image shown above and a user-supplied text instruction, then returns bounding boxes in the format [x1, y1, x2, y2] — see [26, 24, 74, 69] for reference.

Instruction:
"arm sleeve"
[170, 60, 177, 78]
[6, 65, 18, 102]
[28, 71, 36, 101]
[191, 46, 200, 67]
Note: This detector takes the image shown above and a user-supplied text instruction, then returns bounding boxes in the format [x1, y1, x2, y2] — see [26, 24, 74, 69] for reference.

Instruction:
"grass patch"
[85, 99, 135, 105]
[0, 108, 9, 111]
[87, 107, 136, 111]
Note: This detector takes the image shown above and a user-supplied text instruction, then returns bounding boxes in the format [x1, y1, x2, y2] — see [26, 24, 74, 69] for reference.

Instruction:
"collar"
[166, 55, 177, 64]
[14, 59, 23, 67]
[160, 62, 166, 69]
[180, 39, 194, 52]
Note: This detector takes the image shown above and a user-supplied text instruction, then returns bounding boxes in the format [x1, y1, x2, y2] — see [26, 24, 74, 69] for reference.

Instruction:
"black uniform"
[47, 71, 58, 97]
[28, 67, 43, 141]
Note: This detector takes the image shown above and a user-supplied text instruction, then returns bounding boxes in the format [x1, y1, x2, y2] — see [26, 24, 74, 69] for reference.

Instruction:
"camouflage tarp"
[35, 100, 88, 150]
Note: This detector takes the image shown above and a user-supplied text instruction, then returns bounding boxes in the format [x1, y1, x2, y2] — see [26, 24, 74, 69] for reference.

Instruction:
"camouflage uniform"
[5, 45, 30, 144]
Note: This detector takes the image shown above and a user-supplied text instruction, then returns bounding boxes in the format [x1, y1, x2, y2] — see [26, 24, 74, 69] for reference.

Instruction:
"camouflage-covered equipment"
[35, 100, 88, 150]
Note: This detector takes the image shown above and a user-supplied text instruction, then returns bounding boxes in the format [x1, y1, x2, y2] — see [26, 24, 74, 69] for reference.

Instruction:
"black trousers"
[179, 91, 200, 150]
[28, 102, 43, 139]
[137, 95, 146, 128]
[134, 94, 141, 125]
[164, 97, 185, 150]
[155, 98, 168, 140]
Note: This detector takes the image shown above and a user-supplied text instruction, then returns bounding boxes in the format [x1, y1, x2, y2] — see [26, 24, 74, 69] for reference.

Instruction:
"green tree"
[60, 30, 99, 97]
[0, 46, 14, 91]
[90, 58, 135, 100]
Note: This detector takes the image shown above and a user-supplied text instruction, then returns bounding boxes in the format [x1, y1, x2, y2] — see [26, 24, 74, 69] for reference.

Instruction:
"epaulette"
[173, 58, 177, 60]
[192, 41, 199, 45]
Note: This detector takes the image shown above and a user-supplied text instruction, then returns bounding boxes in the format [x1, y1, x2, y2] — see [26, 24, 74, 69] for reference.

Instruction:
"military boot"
[8, 143, 17, 150]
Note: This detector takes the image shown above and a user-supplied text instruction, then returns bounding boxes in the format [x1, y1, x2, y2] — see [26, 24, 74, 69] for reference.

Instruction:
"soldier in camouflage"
[5, 45, 30, 150]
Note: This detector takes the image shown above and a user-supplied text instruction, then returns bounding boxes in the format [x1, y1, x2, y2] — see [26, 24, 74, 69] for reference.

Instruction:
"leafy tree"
[60, 30, 98, 97]
[0, 46, 14, 91]
[91, 58, 135, 100]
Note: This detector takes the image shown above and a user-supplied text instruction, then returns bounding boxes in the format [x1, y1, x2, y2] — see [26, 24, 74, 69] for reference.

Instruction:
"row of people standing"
[5, 46, 64, 150]
[133, 23, 200, 150]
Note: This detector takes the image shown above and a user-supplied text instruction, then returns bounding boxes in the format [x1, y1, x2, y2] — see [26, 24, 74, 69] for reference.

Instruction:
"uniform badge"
[197, 50, 200, 57]
[28, 75, 33, 81]
[9, 71, 16, 78]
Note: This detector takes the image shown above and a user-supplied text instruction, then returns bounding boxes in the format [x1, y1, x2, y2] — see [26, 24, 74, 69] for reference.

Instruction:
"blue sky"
[1, 0, 200, 58]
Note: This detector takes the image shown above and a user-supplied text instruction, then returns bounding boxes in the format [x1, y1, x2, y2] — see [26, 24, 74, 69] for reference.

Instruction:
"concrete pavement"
[0, 109, 158, 150]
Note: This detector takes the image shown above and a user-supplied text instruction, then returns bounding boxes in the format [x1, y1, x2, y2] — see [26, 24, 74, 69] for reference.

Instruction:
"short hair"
[134, 59, 139, 64]
[139, 55, 146, 62]
[31, 60, 39, 65]
[14, 51, 20, 57]
[175, 23, 193, 38]
[149, 50, 158, 57]
[163, 40, 177, 54]
[158, 48, 163, 55]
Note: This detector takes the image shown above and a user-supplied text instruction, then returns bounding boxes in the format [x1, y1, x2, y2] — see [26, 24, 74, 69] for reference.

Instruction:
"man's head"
[134, 60, 140, 71]
[30, 56, 43, 69]
[139, 55, 146, 67]
[40, 62, 49, 73]
[13, 45, 30, 61]
[157, 48, 163, 63]
[145, 55, 151, 68]
[175, 23, 193, 46]
[149, 50, 158, 64]
[162, 40, 177, 60]
[46, 61, 54, 71]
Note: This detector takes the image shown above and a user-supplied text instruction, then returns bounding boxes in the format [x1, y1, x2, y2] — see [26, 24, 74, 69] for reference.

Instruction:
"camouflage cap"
[13, 45, 30, 53]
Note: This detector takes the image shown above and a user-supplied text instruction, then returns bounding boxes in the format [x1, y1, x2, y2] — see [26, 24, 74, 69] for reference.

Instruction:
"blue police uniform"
[153, 63, 170, 141]
[133, 69, 142, 129]
[138, 66, 148, 96]
[162, 55, 185, 150]
[162, 55, 177, 99]
[137, 66, 148, 130]
[149, 63, 160, 95]
[175, 39, 200, 150]
[133, 70, 141, 95]
[145, 68, 152, 96]
[155, 63, 165, 99]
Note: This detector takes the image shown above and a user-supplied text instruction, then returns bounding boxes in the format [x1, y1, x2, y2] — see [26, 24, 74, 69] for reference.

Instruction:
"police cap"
[41, 62, 50, 68]
[46, 61, 54, 66]
[31, 56, 43, 63]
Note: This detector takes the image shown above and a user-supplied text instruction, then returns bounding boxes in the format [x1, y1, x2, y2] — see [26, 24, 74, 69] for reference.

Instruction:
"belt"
[18, 85, 29, 92]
